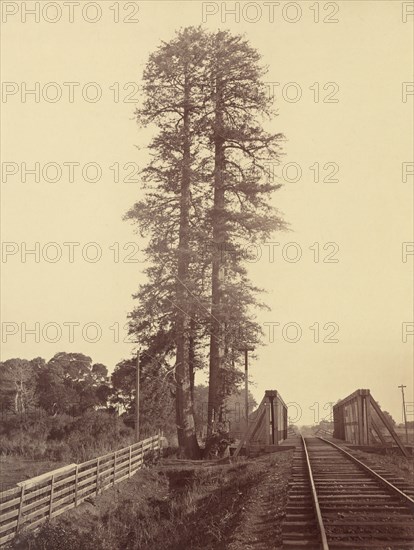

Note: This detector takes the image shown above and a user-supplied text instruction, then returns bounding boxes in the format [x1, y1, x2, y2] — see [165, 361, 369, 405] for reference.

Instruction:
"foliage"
[0, 349, 177, 463]
[382, 410, 396, 427]
[0, 353, 111, 418]
[63, 410, 134, 462]
[36, 352, 110, 415]
[9, 522, 98, 550]
[125, 26, 286, 455]
[0, 358, 39, 413]
[111, 356, 176, 439]
[0, 409, 134, 462]
[193, 384, 257, 437]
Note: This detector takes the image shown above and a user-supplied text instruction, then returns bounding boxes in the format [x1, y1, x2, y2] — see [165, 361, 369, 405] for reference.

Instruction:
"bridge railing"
[0, 434, 161, 547]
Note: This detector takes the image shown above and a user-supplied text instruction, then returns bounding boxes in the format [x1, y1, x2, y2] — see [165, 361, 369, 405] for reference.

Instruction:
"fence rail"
[0, 434, 161, 546]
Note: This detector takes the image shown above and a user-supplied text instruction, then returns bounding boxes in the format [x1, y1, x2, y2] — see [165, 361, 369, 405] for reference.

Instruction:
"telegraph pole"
[135, 349, 140, 441]
[398, 384, 408, 444]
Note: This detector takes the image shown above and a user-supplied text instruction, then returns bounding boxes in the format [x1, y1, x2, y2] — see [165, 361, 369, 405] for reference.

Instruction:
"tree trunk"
[175, 68, 200, 459]
[207, 67, 226, 437]
[189, 317, 196, 399]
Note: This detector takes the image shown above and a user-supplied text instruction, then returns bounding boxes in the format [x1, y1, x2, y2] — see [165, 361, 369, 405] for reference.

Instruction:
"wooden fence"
[0, 434, 161, 546]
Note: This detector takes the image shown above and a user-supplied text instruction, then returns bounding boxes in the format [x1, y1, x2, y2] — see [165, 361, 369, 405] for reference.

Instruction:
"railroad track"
[282, 436, 414, 549]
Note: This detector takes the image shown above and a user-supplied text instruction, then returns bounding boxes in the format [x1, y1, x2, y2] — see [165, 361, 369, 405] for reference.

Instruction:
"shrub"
[9, 522, 100, 550]
[0, 432, 47, 459]
[0, 409, 134, 463]
[44, 440, 72, 462]
[64, 410, 134, 461]
[0, 409, 49, 438]
[46, 414, 77, 441]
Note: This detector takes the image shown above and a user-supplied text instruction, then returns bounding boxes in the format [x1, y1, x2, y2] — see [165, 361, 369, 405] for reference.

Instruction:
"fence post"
[74, 464, 79, 506]
[113, 451, 117, 487]
[16, 485, 25, 533]
[96, 457, 100, 496]
[128, 445, 132, 478]
[49, 474, 55, 518]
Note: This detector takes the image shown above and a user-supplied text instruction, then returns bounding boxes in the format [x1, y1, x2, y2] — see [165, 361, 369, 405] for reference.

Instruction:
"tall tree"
[127, 27, 286, 456]
[126, 28, 210, 457]
[205, 30, 286, 434]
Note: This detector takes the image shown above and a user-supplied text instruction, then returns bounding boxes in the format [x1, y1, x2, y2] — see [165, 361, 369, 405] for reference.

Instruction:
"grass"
[8, 454, 290, 550]
[0, 411, 141, 487]
[0, 455, 67, 491]
[353, 448, 414, 484]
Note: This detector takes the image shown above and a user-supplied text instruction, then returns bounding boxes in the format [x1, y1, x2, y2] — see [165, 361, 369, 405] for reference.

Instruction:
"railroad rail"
[282, 436, 414, 549]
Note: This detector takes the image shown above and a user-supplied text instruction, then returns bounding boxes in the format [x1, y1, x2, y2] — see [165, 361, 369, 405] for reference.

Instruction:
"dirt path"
[226, 453, 292, 550]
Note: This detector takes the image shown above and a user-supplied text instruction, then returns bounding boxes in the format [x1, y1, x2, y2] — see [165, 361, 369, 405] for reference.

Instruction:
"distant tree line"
[0, 352, 175, 435]
[0, 353, 110, 417]
[0, 353, 258, 461]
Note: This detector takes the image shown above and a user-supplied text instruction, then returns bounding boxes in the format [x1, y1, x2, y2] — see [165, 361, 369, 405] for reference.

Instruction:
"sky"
[1, 0, 413, 425]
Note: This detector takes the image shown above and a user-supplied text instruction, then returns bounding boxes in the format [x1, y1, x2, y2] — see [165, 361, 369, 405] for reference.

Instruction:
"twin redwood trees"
[126, 27, 286, 458]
